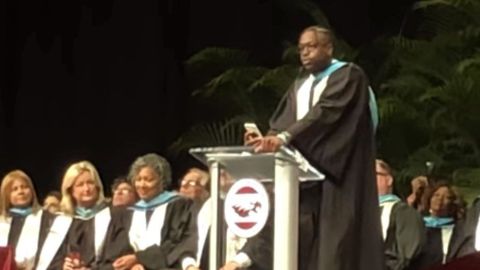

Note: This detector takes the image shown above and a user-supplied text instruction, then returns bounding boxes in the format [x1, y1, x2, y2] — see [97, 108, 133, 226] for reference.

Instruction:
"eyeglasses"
[298, 42, 320, 53]
[376, 172, 390, 177]
[114, 188, 134, 194]
[180, 179, 202, 188]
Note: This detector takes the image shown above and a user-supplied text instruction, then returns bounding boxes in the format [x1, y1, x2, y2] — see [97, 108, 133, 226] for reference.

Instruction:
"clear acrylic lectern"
[190, 146, 323, 270]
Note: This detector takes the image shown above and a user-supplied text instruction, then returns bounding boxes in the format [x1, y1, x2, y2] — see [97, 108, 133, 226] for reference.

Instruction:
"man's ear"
[327, 43, 334, 56]
[387, 176, 394, 188]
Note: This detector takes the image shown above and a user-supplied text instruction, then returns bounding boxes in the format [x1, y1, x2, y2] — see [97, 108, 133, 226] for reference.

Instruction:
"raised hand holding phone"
[243, 123, 263, 146]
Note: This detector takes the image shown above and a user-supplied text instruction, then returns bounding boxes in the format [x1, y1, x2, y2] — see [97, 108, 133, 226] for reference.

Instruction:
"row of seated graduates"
[0, 153, 261, 270]
[7, 154, 480, 270]
[376, 159, 480, 270]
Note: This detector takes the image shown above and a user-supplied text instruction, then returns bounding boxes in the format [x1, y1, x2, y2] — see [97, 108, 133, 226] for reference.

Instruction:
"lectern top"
[189, 146, 324, 181]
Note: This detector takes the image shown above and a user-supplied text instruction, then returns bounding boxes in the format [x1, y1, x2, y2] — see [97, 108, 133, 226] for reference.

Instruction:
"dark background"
[1, 0, 414, 198]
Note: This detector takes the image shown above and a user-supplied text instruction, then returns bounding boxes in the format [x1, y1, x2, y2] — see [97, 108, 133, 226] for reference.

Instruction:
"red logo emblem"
[224, 179, 270, 238]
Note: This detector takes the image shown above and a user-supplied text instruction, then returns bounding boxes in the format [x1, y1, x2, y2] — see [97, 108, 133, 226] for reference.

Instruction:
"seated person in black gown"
[0, 170, 66, 269]
[414, 181, 471, 269]
[178, 168, 210, 204]
[102, 153, 196, 270]
[181, 170, 272, 270]
[60, 160, 114, 270]
[193, 198, 273, 270]
[111, 176, 137, 207]
[376, 159, 425, 270]
[42, 190, 62, 214]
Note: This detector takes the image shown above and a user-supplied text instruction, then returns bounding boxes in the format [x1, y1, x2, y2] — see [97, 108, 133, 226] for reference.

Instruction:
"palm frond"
[414, 0, 479, 37]
[168, 119, 245, 156]
[334, 39, 358, 62]
[248, 65, 298, 97]
[459, 25, 480, 41]
[452, 168, 480, 188]
[377, 97, 421, 124]
[389, 36, 428, 51]
[383, 73, 433, 99]
[356, 37, 401, 89]
[189, 66, 269, 121]
[185, 48, 250, 90]
[413, 0, 475, 10]
[418, 6, 467, 36]
[196, 66, 268, 97]
[281, 43, 301, 65]
[457, 54, 480, 73]
[186, 47, 249, 71]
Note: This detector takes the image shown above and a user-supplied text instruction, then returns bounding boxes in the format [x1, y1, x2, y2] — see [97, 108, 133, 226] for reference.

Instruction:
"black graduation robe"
[6, 212, 30, 247]
[238, 214, 273, 270]
[462, 197, 480, 256]
[100, 197, 196, 270]
[64, 204, 115, 269]
[2, 210, 67, 269]
[269, 63, 384, 270]
[413, 220, 470, 269]
[197, 227, 273, 270]
[381, 201, 425, 270]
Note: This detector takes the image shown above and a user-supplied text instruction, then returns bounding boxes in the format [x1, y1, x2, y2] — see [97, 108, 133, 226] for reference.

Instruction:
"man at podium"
[246, 26, 384, 270]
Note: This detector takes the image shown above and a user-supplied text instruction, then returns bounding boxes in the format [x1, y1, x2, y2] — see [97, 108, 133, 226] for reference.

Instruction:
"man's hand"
[185, 266, 200, 270]
[112, 254, 138, 270]
[220, 261, 240, 270]
[130, 264, 145, 270]
[254, 135, 284, 153]
[244, 130, 262, 147]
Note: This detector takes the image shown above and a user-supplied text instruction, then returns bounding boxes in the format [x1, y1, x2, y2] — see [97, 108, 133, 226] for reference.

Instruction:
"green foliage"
[171, 0, 359, 156]
[185, 48, 250, 91]
[171, 47, 299, 155]
[170, 0, 480, 198]
[453, 168, 480, 187]
[369, 0, 480, 195]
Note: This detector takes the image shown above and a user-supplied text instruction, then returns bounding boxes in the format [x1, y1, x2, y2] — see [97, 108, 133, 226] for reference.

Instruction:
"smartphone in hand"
[243, 123, 263, 138]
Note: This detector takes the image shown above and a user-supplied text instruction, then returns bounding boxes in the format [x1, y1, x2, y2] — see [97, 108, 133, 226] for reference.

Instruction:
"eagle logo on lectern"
[232, 201, 262, 217]
[224, 179, 270, 238]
